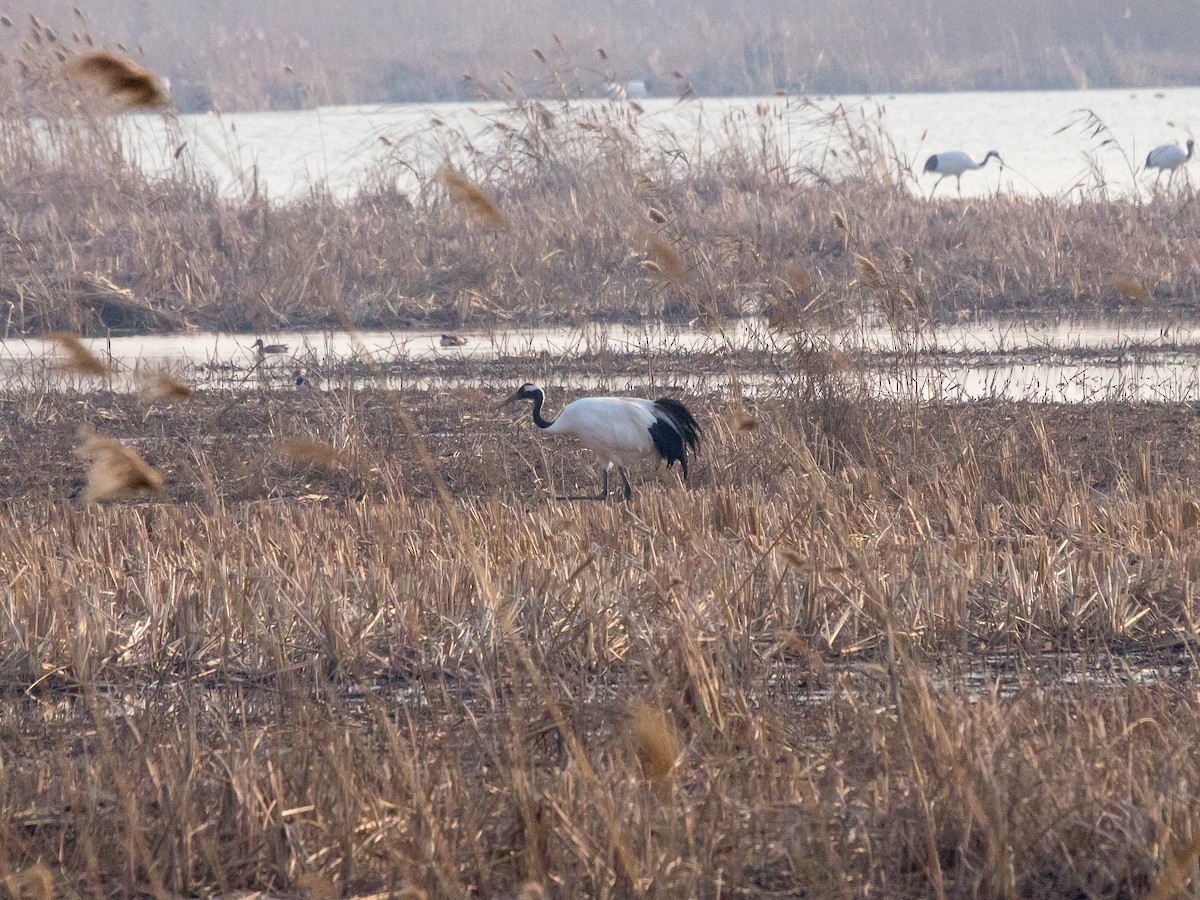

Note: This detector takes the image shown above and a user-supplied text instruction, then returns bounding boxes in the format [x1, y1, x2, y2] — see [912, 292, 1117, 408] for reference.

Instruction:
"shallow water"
[5, 317, 1195, 368]
[125, 87, 1200, 200]
[8, 317, 1200, 403]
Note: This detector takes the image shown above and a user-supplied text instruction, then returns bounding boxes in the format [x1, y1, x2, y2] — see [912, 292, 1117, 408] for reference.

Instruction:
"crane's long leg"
[930, 176, 944, 198]
[556, 468, 609, 501]
[618, 467, 633, 502]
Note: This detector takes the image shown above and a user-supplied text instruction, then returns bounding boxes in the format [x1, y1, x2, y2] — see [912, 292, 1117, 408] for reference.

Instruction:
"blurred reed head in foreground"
[69, 50, 170, 110]
[74, 426, 164, 501]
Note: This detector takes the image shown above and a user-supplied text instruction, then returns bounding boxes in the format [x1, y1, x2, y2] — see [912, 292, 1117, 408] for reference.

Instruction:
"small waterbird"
[503, 382, 700, 501]
[293, 369, 308, 391]
[923, 150, 1002, 195]
[439, 333, 468, 347]
[1145, 139, 1194, 184]
[252, 337, 289, 357]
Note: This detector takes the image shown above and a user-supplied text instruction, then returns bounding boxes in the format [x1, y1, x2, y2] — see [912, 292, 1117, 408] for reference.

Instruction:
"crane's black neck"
[529, 391, 555, 429]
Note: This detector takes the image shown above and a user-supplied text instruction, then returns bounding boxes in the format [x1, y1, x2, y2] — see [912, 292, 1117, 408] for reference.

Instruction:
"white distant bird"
[923, 150, 1002, 195]
[1145, 138, 1194, 184]
[603, 79, 648, 101]
[503, 382, 700, 501]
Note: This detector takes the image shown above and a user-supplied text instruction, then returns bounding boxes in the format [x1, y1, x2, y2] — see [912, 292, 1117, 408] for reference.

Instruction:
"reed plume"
[439, 167, 507, 230]
[853, 253, 885, 291]
[138, 372, 192, 401]
[629, 700, 681, 781]
[278, 437, 347, 470]
[644, 234, 688, 286]
[69, 50, 169, 110]
[74, 427, 164, 501]
[777, 546, 806, 568]
[729, 410, 758, 433]
[1147, 832, 1200, 900]
[47, 332, 110, 377]
[1109, 275, 1151, 304]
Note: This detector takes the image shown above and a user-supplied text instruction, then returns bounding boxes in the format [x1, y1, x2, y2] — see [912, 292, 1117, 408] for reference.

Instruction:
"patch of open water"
[6, 317, 1200, 403]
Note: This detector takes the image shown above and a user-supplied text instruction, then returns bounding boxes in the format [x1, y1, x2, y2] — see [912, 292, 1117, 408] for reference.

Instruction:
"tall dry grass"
[0, 64, 1196, 340]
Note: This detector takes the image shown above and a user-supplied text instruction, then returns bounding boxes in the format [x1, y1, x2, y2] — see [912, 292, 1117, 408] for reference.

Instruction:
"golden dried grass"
[74, 426, 164, 501]
[69, 50, 169, 110]
[47, 332, 110, 377]
[439, 166, 507, 230]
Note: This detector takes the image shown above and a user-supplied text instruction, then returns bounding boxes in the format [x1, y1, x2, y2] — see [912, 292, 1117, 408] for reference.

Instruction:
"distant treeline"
[2, 0, 1199, 111]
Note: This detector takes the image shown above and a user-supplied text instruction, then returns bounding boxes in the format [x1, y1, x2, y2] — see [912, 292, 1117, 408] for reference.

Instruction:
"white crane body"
[923, 149, 1002, 195]
[505, 384, 700, 500]
[1146, 139, 1194, 184]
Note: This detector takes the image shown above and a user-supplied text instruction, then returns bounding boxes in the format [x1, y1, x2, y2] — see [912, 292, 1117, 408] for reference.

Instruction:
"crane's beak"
[498, 388, 525, 408]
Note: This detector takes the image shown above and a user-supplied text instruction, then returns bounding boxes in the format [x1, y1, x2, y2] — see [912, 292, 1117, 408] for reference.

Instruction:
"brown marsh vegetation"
[0, 18, 1197, 339]
[4, 29, 1200, 900]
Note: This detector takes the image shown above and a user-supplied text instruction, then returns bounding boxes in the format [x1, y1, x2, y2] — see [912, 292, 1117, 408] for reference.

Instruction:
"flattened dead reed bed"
[3, 386, 1200, 892]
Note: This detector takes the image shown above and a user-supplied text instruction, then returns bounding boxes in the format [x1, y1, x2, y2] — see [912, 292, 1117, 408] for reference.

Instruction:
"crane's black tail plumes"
[924, 154, 939, 173]
[648, 397, 701, 479]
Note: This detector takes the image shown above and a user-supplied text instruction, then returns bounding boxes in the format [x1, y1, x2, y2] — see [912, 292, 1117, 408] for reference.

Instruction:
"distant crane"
[503, 382, 700, 501]
[923, 150, 1002, 195]
[1145, 138, 1194, 185]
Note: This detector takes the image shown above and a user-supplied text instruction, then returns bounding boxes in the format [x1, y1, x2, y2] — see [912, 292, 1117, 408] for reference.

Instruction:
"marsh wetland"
[5, 32, 1200, 898]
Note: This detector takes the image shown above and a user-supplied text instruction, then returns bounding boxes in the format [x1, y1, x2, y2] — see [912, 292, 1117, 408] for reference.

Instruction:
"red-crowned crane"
[923, 150, 1002, 196]
[503, 382, 700, 501]
[1146, 139, 1194, 185]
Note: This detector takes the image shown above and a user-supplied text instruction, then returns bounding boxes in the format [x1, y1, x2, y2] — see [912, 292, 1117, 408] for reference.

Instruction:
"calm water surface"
[127, 87, 1199, 201]
[7, 318, 1200, 403]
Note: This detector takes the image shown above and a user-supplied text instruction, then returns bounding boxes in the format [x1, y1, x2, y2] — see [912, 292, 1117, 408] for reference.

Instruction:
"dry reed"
[644, 233, 689, 287]
[69, 50, 169, 110]
[73, 426, 164, 501]
[137, 371, 192, 400]
[629, 700, 682, 781]
[1109, 274, 1152, 304]
[277, 437, 348, 470]
[47, 331, 110, 376]
[439, 166, 508, 230]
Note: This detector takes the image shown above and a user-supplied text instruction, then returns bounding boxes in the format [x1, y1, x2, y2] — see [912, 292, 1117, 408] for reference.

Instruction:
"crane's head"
[501, 382, 544, 406]
[984, 150, 1003, 165]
